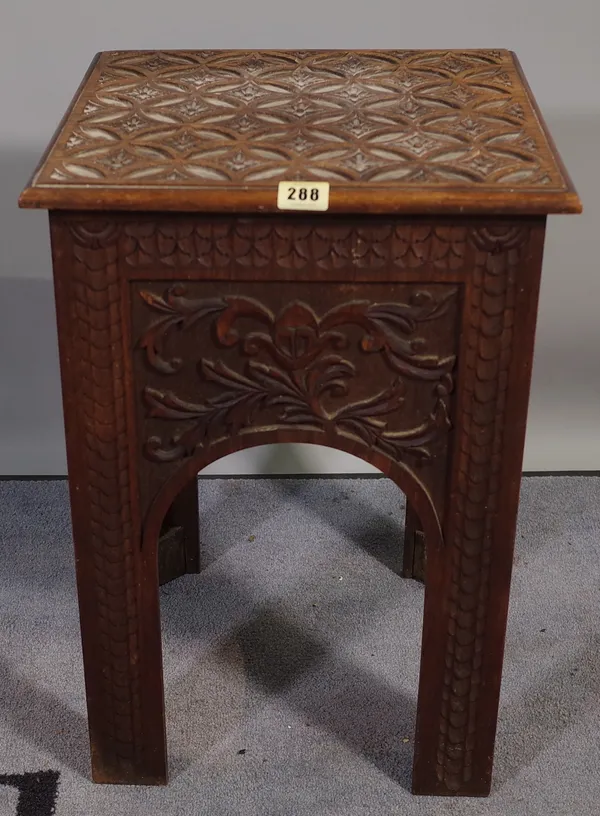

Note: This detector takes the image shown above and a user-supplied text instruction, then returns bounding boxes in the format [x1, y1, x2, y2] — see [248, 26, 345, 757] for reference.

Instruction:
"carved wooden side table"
[20, 49, 580, 796]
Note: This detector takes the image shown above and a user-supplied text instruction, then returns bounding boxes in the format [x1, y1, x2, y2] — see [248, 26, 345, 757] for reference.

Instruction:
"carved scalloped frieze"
[123, 220, 468, 271]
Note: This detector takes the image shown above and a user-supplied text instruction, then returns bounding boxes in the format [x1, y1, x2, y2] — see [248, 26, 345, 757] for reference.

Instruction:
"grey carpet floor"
[0, 476, 599, 816]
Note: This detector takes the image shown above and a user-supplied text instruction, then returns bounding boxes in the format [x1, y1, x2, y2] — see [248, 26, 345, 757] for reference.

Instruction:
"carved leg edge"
[410, 221, 545, 796]
[71, 471, 168, 786]
[69, 463, 168, 786]
[410, 481, 511, 796]
[52, 215, 168, 786]
[410, 502, 513, 797]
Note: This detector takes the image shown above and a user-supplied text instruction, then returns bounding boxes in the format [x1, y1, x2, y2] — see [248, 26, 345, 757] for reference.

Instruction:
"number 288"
[287, 186, 320, 201]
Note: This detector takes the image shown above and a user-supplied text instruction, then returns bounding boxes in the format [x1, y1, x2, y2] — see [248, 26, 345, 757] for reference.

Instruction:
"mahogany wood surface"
[20, 49, 581, 797]
[20, 50, 580, 214]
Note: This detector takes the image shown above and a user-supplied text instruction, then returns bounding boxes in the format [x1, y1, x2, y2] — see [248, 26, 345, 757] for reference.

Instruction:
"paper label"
[277, 181, 330, 211]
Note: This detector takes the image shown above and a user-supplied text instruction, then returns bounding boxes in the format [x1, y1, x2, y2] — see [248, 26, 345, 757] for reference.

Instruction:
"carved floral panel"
[131, 281, 460, 469]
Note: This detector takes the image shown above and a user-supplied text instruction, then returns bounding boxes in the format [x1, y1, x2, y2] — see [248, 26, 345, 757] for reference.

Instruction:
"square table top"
[19, 49, 581, 215]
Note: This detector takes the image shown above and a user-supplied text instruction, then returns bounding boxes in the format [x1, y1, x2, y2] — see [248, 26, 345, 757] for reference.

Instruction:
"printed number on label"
[287, 186, 320, 201]
[277, 181, 330, 211]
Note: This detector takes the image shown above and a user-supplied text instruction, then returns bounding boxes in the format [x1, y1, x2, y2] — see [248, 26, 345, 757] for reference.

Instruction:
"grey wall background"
[1, 2, 599, 475]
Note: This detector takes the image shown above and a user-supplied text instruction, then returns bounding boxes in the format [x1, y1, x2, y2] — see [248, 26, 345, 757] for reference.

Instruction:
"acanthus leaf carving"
[140, 290, 457, 379]
[138, 288, 457, 465]
[138, 284, 227, 373]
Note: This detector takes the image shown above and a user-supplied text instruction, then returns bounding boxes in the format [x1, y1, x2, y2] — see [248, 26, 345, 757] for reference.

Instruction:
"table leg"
[402, 503, 426, 582]
[68, 461, 167, 784]
[158, 478, 201, 585]
[52, 218, 168, 784]
[411, 222, 544, 795]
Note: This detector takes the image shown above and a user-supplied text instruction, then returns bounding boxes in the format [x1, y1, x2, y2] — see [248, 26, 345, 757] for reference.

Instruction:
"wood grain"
[28, 47, 580, 798]
[20, 50, 581, 214]
[50, 216, 167, 785]
[46, 209, 551, 794]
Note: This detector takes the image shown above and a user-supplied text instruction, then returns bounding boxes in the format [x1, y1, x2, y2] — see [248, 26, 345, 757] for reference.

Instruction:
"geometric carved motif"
[33, 50, 566, 191]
